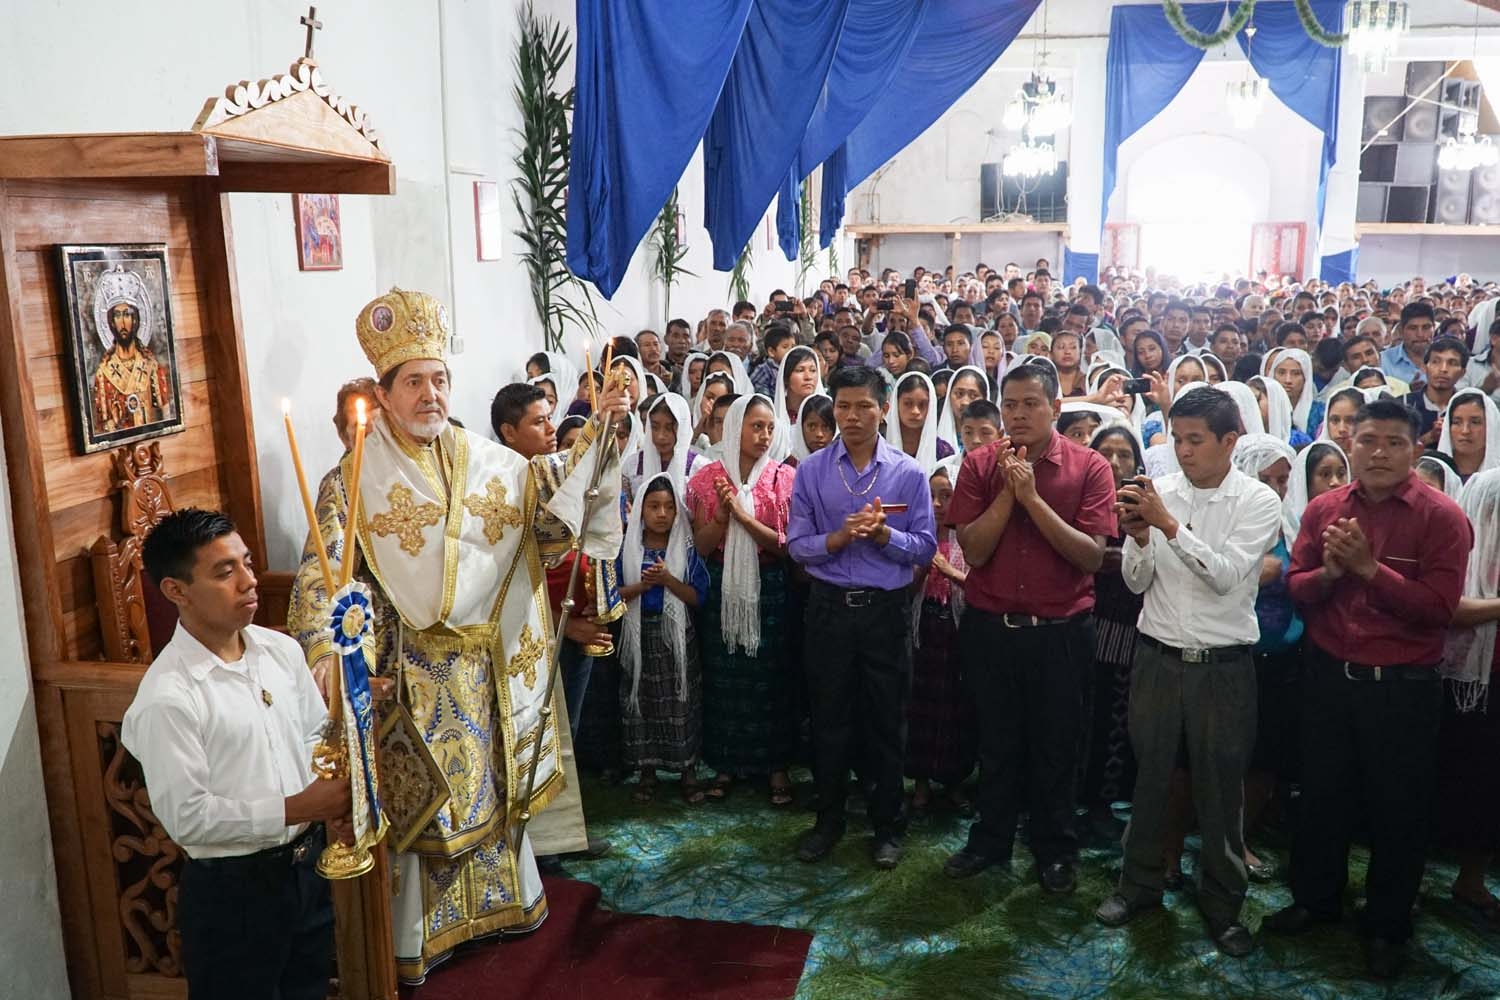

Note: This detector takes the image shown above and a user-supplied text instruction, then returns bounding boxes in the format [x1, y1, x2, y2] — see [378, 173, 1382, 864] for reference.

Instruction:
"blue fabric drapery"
[1100, 3, 1222, 232]
[1102, 3, 1344, 240]
[567, 0, 754, 298]
[568, 0, 1039, 293]
[703, 0, 851, 271]
[1236, 0, 1343, 229]
[1320, 247, 1358, 284]
[1064, 248, 1099, 285]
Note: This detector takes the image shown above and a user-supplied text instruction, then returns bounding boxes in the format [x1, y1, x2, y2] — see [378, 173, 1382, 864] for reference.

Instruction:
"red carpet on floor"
[402, 877, 812, 1000]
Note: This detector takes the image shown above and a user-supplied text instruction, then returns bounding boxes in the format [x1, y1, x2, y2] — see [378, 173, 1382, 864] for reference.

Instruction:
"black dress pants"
[178, 827, 334, 1000]
[960, 609, 1093, 865]
[805, 582, 914, 838]
[1290, 644, 1443, 943]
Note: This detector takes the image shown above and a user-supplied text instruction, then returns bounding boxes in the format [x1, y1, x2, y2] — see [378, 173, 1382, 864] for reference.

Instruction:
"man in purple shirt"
[787, 365, 937, 869]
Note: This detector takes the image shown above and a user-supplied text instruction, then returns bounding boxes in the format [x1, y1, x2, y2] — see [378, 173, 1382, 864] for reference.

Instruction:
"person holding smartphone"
[1093, 387, 1282, 959]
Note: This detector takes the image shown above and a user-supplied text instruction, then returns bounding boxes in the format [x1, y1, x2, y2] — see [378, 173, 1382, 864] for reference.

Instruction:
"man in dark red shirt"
[1267, 399, 1471, 979]
[942, 361, 1117, 893]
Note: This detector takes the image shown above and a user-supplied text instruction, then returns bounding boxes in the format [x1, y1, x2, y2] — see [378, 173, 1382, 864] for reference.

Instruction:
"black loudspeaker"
[1357, 182, 1389, 223]
[981, 162, 1000, 218]
[1386, 185, 1431, 223]
[1406, 60, 1445, 99]
[1393, 143, 1437, 186]
[1360, 144, 1397, 182]
[1404, 102, 1439, 143]
[1471, 160, 1500, 224]
[1363, 96, 1406, 143]
[1432, 169, 1472, 224]
[979, 160, 1069, 223]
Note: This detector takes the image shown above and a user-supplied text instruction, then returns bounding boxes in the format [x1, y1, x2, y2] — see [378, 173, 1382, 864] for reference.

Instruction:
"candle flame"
[281, 397, 291, 415]
[356, 398, 367, 425]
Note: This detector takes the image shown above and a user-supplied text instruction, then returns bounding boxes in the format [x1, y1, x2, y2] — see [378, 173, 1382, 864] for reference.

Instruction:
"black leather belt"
[976, 608, 1083, 628]
[811, 581, 908, 608]
[191, 825, 323, 869]
[1140, 635, 1251, 664]
[1312, 645, 1438, 682]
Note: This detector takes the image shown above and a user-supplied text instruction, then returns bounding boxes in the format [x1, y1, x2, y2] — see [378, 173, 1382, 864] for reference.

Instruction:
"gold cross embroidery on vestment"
[506, 624, 547, 688]
[369, 483, 444, 556]
[463, 477, 524, 544]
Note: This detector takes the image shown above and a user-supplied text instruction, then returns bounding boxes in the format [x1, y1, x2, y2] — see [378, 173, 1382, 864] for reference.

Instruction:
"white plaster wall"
[1355, 234, 1500, 286]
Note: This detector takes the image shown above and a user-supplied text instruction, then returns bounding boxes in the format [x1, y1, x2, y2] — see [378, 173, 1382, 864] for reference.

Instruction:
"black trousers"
[1290, 644, 1443, 942]
[805, 582, 913, 838]
[961, 609, 1093, 865]
[179, 827, 334, 1000]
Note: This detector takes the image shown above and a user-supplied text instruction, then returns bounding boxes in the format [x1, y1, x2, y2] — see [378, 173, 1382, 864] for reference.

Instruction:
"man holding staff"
[288, 288, 627, 984]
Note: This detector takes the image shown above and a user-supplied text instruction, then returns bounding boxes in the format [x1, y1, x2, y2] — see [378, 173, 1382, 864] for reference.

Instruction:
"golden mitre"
[355, 287, 450, 377]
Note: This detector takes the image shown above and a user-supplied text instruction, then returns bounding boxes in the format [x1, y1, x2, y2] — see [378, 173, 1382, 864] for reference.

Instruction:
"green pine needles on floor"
[562, 774, 1500, 1000]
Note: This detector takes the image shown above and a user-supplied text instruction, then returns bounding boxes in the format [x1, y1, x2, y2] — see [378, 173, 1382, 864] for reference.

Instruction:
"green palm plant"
[648, 187, 694, 319]
[512, 1, 597, 352]
[729, 240, 754, 303]
[796, 182, 817, 297]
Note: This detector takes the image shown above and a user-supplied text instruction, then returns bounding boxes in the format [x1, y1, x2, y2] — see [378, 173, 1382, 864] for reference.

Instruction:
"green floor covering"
[559, 774, 1500, 1000]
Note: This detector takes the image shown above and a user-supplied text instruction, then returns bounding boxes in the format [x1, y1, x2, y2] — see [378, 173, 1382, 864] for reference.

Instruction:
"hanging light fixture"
[1024, 72, 1072, 136]
[1224, 23, 1266, 129]
[1002, 95, 1029, 132]
[1344, 1, 1409, 73]
[1003, 134, 1058, 178]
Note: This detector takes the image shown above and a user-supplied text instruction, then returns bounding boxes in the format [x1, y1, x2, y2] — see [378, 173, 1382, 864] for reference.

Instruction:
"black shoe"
[1365, 936, 1406, 979]
[1039, 860, 1077, 895]
[536, 854, 565, 875]
[1213, 923, 1255, 958]
[872, 836, 903, 870]
[1263, 904, 1334, 936]
[796, 823, 844, 863]
[1095, 893, 1161, 927]
[944, 847, 1003, 879]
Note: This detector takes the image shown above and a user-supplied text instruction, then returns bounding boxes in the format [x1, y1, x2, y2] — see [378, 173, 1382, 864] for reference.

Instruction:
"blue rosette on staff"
[327, 580, 383, 848]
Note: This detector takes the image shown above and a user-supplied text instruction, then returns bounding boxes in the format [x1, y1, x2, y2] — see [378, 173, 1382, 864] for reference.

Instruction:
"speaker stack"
[1359, 62, 1495, 225]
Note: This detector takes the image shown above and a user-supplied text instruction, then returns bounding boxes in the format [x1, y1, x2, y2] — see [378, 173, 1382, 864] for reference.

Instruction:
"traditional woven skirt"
[620, 614, 703, 771]
[905, 598, 976, 784]
[1082, 614, 1138, 806]
[700, 559, 796, 777]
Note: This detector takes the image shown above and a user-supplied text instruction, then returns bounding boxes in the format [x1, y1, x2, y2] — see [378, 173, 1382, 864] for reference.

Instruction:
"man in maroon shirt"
[942, 361, 1117, 893]
[1266, 399, 1471, 979]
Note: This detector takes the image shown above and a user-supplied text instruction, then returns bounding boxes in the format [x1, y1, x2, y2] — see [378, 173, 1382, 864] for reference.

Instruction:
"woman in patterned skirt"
[687, 394, 798, 806]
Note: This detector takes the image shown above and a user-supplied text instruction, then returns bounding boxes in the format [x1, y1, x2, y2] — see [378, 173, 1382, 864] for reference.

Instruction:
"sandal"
[631, 776, 657, 804]
[769, 776, 795, 808]
[704, 774, 732, 801]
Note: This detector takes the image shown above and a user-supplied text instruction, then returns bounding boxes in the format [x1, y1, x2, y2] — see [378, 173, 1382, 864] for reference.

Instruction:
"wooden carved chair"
[90, 443, 180, 663]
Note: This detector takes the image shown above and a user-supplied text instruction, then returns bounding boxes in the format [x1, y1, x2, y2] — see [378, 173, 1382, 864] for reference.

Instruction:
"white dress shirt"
[121, 623, 327, 859]
[1121, 467, 1282, 649]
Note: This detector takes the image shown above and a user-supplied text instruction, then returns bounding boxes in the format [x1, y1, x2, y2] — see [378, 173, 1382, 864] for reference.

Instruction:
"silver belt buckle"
[1343, 662, 1382, 681]
[844, 590, 872, 608]
[292, 838, 310, 864]
[1181, 647, 1210, 664]
[1002, 613, 1039, 629]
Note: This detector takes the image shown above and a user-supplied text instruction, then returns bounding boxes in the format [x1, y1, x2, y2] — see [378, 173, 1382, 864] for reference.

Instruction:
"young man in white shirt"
[122, 509, 352, 1000]
[1092, 388, 1282, 958]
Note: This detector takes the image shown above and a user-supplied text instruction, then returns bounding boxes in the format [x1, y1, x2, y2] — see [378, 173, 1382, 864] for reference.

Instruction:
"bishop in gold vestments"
[289, 289, 623, 983]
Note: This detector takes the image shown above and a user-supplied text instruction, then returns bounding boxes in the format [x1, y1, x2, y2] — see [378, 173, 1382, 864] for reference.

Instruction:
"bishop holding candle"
[287, 287, 628, 984]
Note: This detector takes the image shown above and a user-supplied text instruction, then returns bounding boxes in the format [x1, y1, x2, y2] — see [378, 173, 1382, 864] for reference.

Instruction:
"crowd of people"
[493, 259, 1500, 979]
[124, 262, 1500, 993]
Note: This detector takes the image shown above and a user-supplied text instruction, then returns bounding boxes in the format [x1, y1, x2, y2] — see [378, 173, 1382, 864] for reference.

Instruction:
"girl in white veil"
[771, 346, 824, 462]
[1438, 388, 1500, 481]
[1285, 441, 1349, 544]
[705, 351, 754, 395]
[674, 351, 709, 399]
[936, 365, 991, 452]
[1249, 375, 1297, 443]
[885, 371, 944, 470]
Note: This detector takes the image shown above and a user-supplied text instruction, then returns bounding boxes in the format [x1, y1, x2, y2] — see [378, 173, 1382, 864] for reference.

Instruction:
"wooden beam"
[189, 182, 268, 573]
[213, 159, 396, 196]
[1355, 222, 1500, 236]
[846, 221, 1070, 238]
[0, 133, 218, 180]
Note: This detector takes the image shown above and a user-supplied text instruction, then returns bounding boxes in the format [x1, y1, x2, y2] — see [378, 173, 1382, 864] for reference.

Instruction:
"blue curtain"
[1100, 3, 1222, 231]
[1320, 247, 1358, 284]
[1235, 1, 1343, 229]
[703, 0, 851, 271]
[1064, 248, 1099, 285]
[567, 0, 754, 298]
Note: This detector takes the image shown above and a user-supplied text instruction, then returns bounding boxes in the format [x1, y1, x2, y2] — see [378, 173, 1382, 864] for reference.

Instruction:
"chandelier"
[1344, 1, 1408, 73]
[1438, 134, 1500, 173]
[1003, 136, 1058, 178]
[1001, 72, 1072, 136]
[1225, 77, 1266, 129]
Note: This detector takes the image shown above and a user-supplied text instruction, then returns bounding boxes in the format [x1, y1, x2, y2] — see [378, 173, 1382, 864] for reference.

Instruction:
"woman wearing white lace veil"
[1438, 388, 1500, 482]
[1217, 381, 1266, 436]
[885, 370, 951, 471]
[1416, 453, 1465, 500]
[627, 392, 710, 498]
[538, 350, 580, 405]
[705, 350, 754, 395]
[791, 393, 837, 463]
[1271, 348, 1319, 434]
[618, 473, 711, 804]
[771, 346, 824, 462]
[685, 393, 797, 804]
[673, 351, 709, 399]
[1284, 441, 1349, 544]
[1248, 375, 1298, 444]
[1436, 468, 1500, 919]
[935, 365, 991, 452]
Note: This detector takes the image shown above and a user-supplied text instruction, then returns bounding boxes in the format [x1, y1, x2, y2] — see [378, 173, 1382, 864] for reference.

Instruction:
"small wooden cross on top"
[301, 6, 323, 61]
